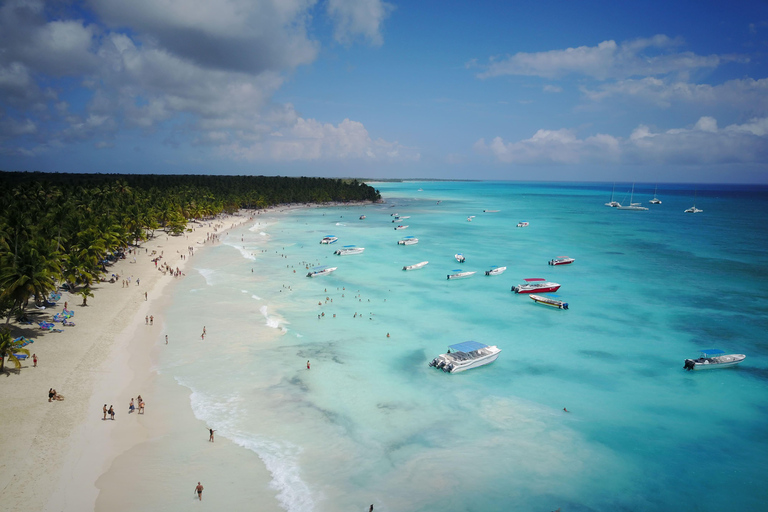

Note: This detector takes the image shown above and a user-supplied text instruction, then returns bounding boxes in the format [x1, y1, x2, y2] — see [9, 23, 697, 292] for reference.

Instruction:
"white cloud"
[221, 117, 419, 162]
[475, 35, 726, 80]
[475, 116, 768, 165]
[326, 0, 393, 46]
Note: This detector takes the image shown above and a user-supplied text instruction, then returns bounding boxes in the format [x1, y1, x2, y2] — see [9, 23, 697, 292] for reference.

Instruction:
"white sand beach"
[0, 212, 283, 512]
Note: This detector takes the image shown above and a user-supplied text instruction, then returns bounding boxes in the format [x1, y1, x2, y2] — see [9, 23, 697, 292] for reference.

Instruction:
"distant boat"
[307, 266, 337, 277]
[392, 216, 410, 222]
[649, 185, 662, 204]
[455, 253, 465, 263]
[467, 216, 475, 222]
[334, 245, 365, 255]
[429, 341, 501, 373]
[320, 236, 338, 244]
[517, 221, 529, 227]
[685, 189, 703, 213]
[394, 225, 409, 230]
[683, 349, 745, 370]
[403, 261, 428, 271]
[447, 270, 476, 280]
[398, 236, 418, 245]
[359, 215, 366, 220]
[485, 266, 507, 276]
[417, 188, 424, 191]
[605, 183, 620, 207]
[483, 209, 499, 213]
[549, 256, 574, 266]
[616, 183, 648, 211]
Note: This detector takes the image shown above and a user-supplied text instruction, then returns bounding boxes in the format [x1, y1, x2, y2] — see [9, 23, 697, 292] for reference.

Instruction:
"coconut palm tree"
[78, 286, 94, 306]
[0, 327, 30, 372]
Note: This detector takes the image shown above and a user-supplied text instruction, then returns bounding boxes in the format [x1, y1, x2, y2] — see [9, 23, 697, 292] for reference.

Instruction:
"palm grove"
[0, 172, 380, 371]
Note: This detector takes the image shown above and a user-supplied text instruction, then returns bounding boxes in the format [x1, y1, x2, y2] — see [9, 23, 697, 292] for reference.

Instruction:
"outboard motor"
[683, 359, 696, 371]
[429, 358, 437, 367]
[563, 303, 569, 310]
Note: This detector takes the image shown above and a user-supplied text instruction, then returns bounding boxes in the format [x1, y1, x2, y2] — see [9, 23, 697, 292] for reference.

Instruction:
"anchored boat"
[429, 341, 501, 373]
[403, 261, 428, 271]
[398, 236, 418, 245]
[485, 265, 507, 276]
[334, 245, 365, 255]
[512, 278, 561, 294]
[306, 266, 337, 278]
[684, 349, 745, 370]
[320, 236, 338, 244]
[549, 256, 574, 266]
[447, 269, 476, 280]
[529, 294, 569, 309]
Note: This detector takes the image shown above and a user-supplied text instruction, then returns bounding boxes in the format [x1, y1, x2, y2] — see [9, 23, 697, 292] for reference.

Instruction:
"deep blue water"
[160, 181, 768, 512]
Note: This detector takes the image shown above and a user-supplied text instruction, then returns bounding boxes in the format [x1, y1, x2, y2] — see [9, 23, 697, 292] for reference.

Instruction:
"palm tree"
[78, 286, 94, 306]
[0, 327, 30, 372]
[0, 237, 61, 324]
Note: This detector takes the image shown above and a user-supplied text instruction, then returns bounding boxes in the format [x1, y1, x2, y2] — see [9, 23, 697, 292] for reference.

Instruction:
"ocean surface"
[159, 181, 768, 512]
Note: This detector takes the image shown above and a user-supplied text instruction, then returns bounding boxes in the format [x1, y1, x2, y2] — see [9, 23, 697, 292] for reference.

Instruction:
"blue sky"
[1, 0, 767, 182]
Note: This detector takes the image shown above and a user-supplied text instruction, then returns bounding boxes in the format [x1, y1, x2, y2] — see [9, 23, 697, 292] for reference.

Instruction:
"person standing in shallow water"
[209, 428, 215, 442]
[307, 360, 310, 370]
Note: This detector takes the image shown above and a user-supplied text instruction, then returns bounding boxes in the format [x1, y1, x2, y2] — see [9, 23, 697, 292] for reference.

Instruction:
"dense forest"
[0, 172, 380, 367]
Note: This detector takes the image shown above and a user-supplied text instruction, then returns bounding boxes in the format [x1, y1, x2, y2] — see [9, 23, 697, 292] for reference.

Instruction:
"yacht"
[334, 245, 365, 255]
[517, 221, 529, 227]
[649, 185, 662, 204]
[455, 253, 466, 263]
[485, 266, 507, 276]
[447, 269, 476, 279]
[398, 236, 418, 245]
[394, 225, 409, 230]
[320, 236, 338, 244]
[683, 349, 745, 370]
[306, 266, 337, 278]
[529, 294, 569, 309]
[512, 278, 561, 294]
[616, 183, 648, 210]
[429, 341, 501, 373]
[685, 189, 703, 213]
[403, 261, 428, 271]
[549, 256, 574, 266]
[605, 183, 620, 207]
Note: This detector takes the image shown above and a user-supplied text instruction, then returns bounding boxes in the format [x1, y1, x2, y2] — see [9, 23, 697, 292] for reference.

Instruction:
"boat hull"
[685, 354, 745, 370]
[513, 283, 560, 293]
[529, 294, 568, 309]
[447, 271, 475, 279]
[403, 261, 428, 270]
[429, 347, 501, 373]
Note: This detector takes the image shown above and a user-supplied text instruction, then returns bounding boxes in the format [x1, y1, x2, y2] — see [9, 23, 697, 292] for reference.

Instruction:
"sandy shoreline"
[0, 201, 373, 512]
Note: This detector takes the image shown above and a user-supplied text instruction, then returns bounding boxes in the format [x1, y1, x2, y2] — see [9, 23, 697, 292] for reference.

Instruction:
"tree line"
[0, 172, 380, 370]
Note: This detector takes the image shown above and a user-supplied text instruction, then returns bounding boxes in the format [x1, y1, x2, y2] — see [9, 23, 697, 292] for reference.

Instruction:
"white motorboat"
[394, 225, 409, 230]
[529, 294, 569, 310]
[485, 265, 507, 276]
[334, 245, 365, 255]
[320, 236, 338, 244]
[447, 269, 475, 279]
[512, 278, 561, 293]
[684, 349, 745, 370]
[403, 261, 428, 271]
[429, 341, 501, 373]
[549, 256, 574, 266]
[455, 253, 465, 263]
[467, 216, 475, 222]
[517, 221, 529, 227]
[359, 215, 366, 220]
[398, 236, 418, 245]
[392, 216, 410, 222]
[483, 209, 499, 213]
[306, 266, 337, 278]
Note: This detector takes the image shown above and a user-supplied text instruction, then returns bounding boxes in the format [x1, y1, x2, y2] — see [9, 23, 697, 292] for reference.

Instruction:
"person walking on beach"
[108, 405, 115, 420]
[209, 428, 216, 442]
[165, 335, 168, 345]
[139, 399, 145, 414]
[103, 404, 107, 420]
[32, 353, 37, 367]
[150, 315, 154, 325]
[129, 398, 135, 413]
[195, 482, 204, 501]
[145, 315, 148, 325]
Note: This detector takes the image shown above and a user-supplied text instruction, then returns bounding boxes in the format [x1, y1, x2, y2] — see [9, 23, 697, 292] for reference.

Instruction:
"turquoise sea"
[159, 181, 768, 512]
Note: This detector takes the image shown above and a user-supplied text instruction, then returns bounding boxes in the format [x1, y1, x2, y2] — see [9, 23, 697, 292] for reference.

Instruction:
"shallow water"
[160, 182, 768, 511]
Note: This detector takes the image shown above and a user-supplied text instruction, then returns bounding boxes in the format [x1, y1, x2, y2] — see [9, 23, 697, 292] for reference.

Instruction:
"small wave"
[224, 241, 257, 261]
[260, 305, 287, 333]
[198, 268, 215, 286]
[335, 222, 346, 226]
[252, 294, 262, 301]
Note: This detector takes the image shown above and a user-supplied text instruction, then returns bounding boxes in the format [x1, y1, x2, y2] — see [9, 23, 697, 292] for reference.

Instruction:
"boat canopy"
[342, 245, 356, 247]
[524, 278, 545, 282]
[312, 265, 330, 271]
[449, 341, 489, 353]
[403, 236, 415, 238]
[699, 349, 725, 355]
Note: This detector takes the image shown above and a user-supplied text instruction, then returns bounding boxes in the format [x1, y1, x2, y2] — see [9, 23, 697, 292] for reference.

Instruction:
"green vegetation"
[0, 171, 380, 334]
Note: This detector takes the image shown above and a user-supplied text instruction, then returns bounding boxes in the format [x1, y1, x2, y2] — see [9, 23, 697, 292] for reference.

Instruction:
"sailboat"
[685, 189, 703, 213]
[617, 183, 648, 211]
[649, 185, 662, 204]
[605, 183, 620, 207]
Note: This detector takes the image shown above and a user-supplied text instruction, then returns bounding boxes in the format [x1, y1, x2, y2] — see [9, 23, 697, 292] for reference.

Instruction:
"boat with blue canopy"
[306, 266, 337, 277]
[334, 245, 365, 255]
[428, 341, 501, 373]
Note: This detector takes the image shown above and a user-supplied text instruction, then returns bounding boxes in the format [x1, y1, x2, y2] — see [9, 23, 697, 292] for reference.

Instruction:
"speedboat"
[306, 266, 337, 278]
[320, 236, 338, 244]
[359, 215, 366, 220]
[517, 221, 529, 227]
[429, 341, 501, 373]
[483, 209, 499, 213]
[485, 266, 507, 276]
[512, 278, 561, 293]
[447, 269, 475, 279]
[392, 216, 410, 222]
[549, 256, 574, 266]
[403, 261, 428, 271]
[467, 216, 475, 222]
[529, 294, 569, 309]
[334, 245, 365, 255]
[398, 236, 418, 245]
[394, 225, 409, 230]
[455, 253, 465, 263]
[684, 350, 745, 370]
